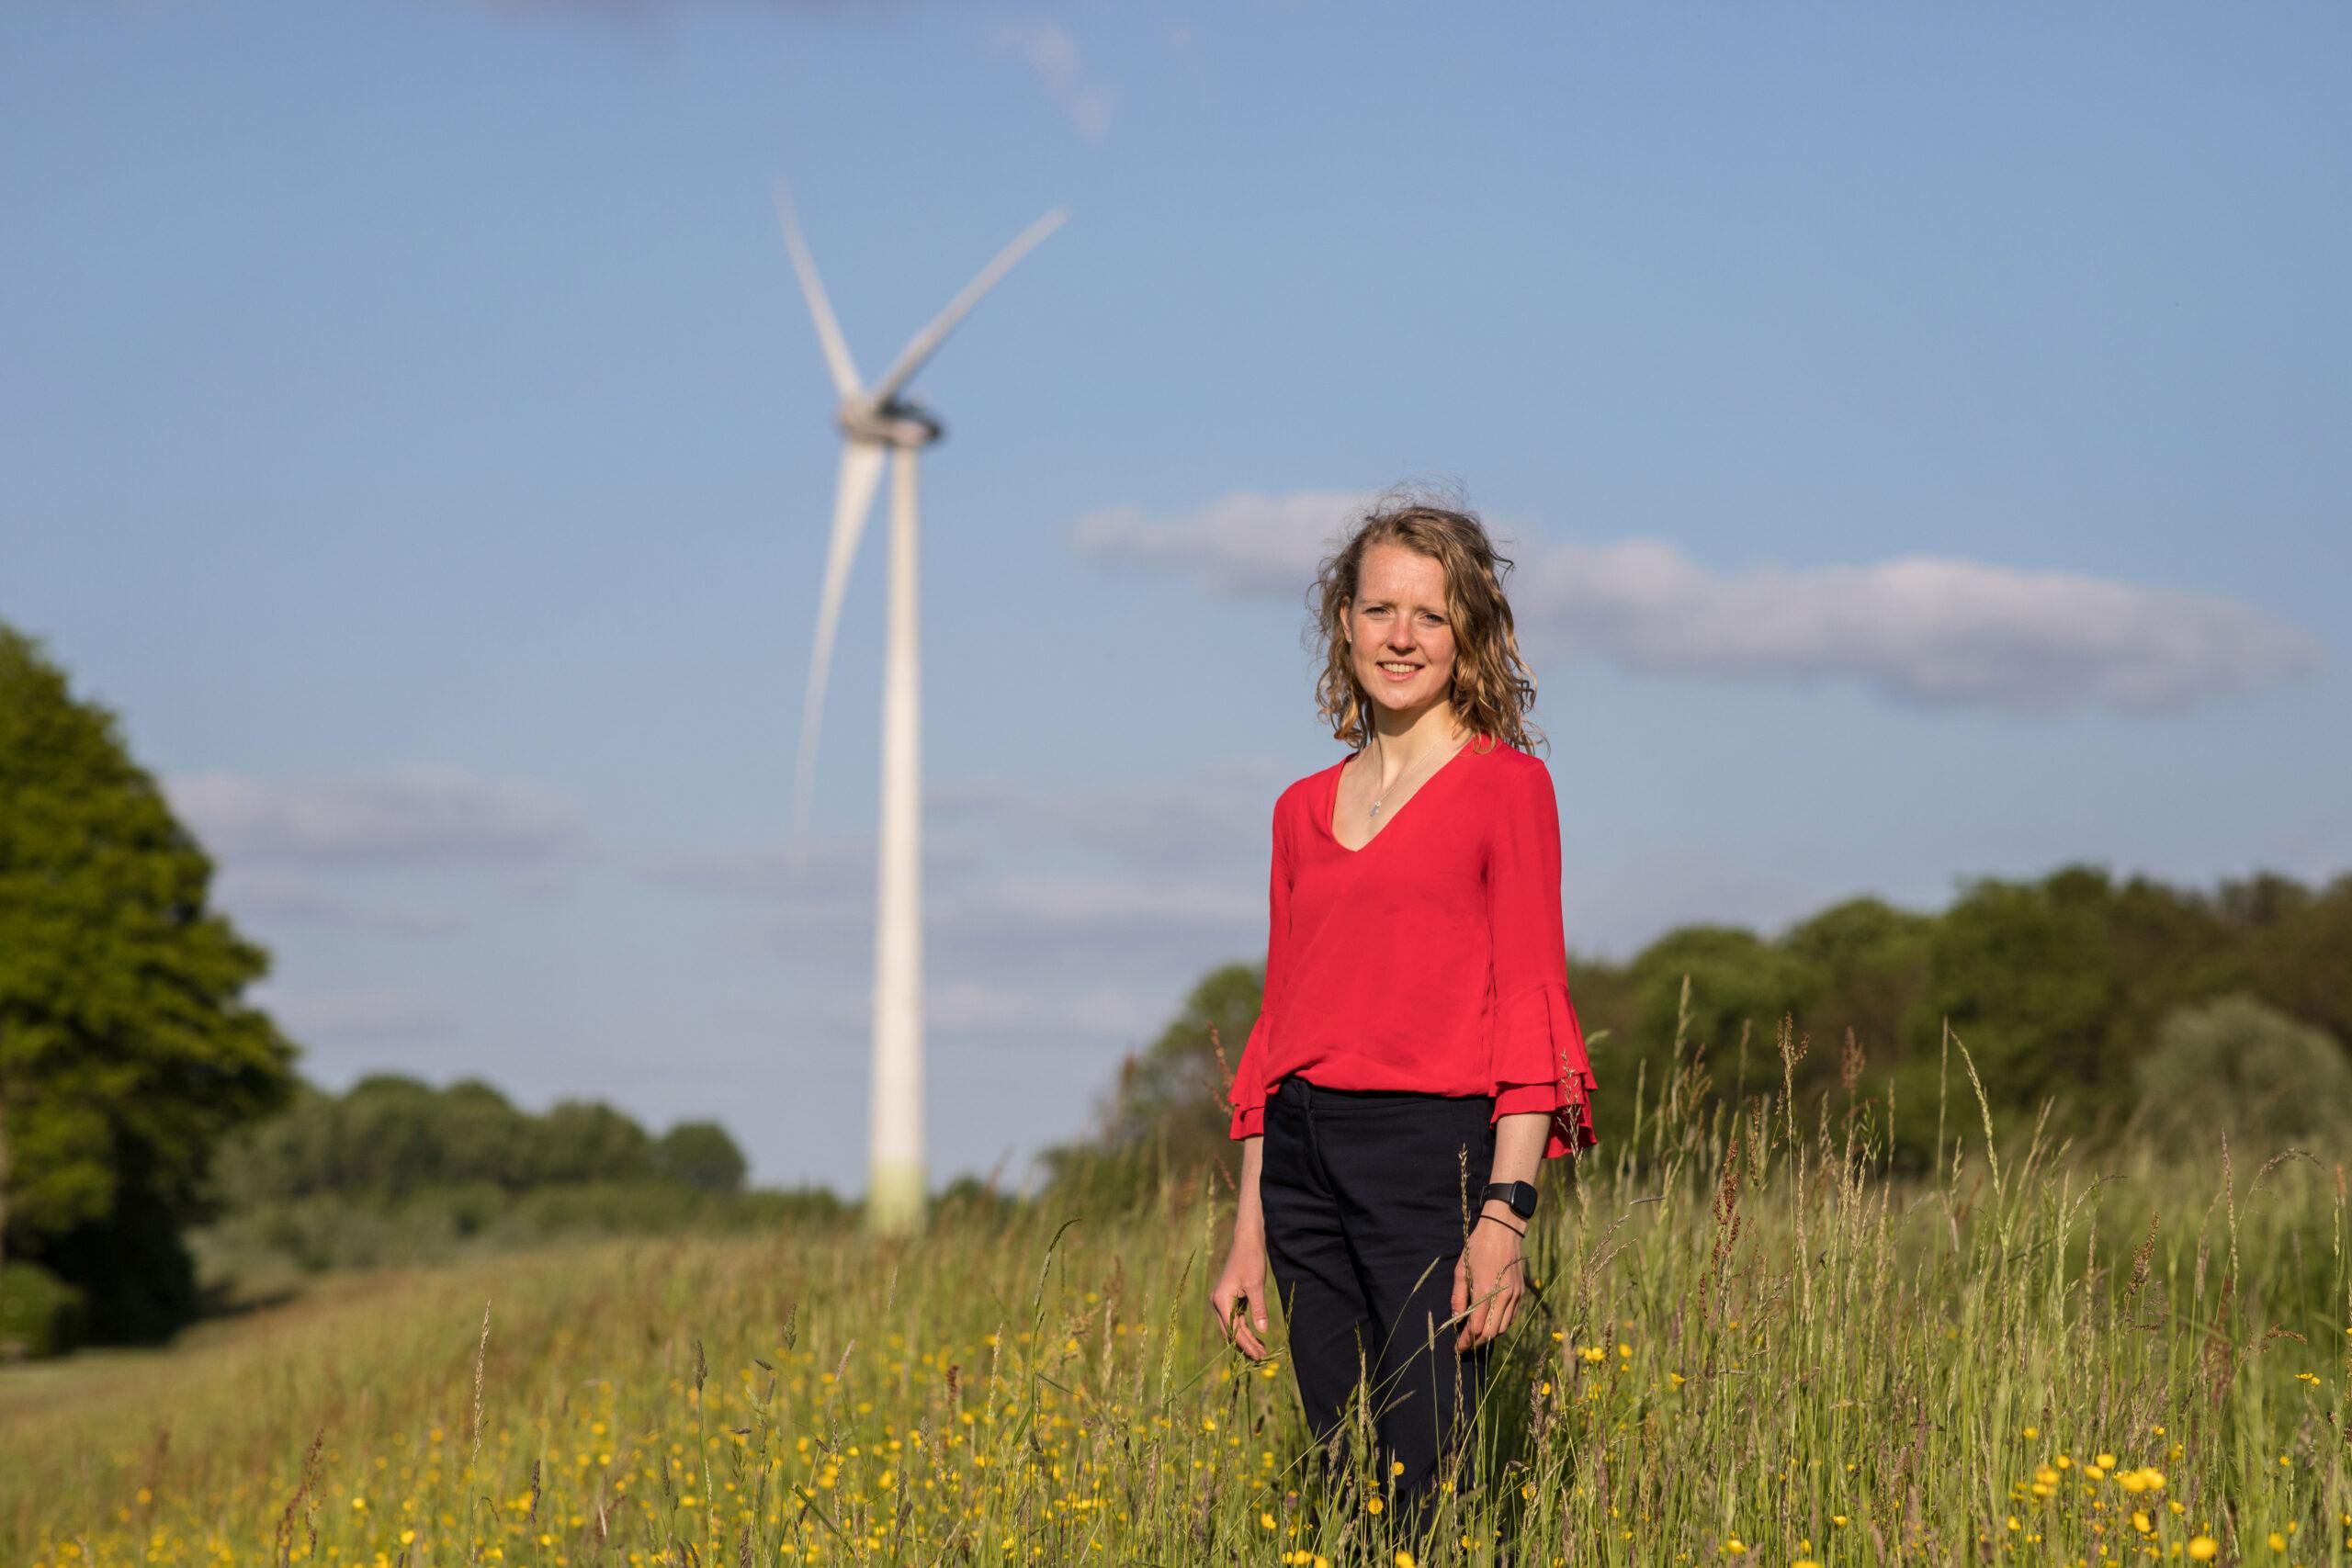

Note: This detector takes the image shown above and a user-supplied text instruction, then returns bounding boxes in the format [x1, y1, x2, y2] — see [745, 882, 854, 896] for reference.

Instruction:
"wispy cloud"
[931, 756, 1288, 870]
[214, 869, 467, 936]
[637, 831, 987, 897]
[472, 0, 880, 21]
[1069, 491, 2324, 717]
[644, 757, 1289, 915]
[254, 986, 457, 1044]
[822, 980, 1161, 1038]
[989, 20, 1113, 138]
[1070, 491, 1362, 597]
[167, 766, 585, 867]
[933, 874, 1256, 930]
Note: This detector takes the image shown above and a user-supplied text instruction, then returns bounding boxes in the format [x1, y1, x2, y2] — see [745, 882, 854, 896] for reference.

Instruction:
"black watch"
[1481, 1180, 1538, 1221]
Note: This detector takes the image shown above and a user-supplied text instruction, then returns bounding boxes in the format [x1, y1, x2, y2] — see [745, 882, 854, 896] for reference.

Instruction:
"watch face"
[1488, 1181, 1537, 1219]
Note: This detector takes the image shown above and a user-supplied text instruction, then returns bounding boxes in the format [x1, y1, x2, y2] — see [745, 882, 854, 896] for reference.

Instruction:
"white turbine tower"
[775, 186, 1064, 1235]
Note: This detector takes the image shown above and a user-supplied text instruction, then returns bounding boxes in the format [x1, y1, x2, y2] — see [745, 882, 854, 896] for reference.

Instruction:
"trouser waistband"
[1278, 1073, 1491, 1105]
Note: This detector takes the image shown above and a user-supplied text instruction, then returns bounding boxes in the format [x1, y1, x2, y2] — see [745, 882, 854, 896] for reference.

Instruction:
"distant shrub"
[650, 1122, 750, 1194]
[2133, 993, 2352, 1150]
[190, 1180, 851, 1284]
[0, 1260, 86, 1359]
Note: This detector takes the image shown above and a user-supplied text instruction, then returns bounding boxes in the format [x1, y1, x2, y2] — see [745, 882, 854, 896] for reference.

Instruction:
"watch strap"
[1482, 1179, 1538, 1220]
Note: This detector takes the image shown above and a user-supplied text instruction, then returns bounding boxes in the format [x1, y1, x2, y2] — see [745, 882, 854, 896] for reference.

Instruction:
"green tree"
[0, 624, 299, 1340]
[2239, 874, 2352, 1047]
[1904, 866, 2124, 1138]
[651, 1122, 749, 1193]
[1782, 897, 1934, 1067]
[527, 1100, 654, 1186]
[1626, 925, 1828, 1092]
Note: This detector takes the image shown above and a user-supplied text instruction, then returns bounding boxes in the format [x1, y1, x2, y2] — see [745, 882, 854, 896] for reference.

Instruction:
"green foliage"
[193, 1180, 846, 1281]
[1781, 897, 1934, 1062]
[651, 1121, 749, 1194]
[527, 1099, 655, 1186]
[1628, 925, 1827, 1062]
[2133, 993, 2352, 1148]
[197, 1076, 773, 1285]
[0, 1258, 85, 1359]
[209, 1074, 751, 1204]
[1627, 921, 1825, 1053]
[1905, 867, 2127, 1134]
[0, 623, 299, 1340]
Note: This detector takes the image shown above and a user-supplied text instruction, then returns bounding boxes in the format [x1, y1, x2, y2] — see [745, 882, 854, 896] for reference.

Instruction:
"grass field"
[5, 1030, 2348, 1567]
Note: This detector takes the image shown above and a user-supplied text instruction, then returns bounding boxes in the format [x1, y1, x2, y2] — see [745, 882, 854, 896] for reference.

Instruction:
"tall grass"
[5, 1009, 2347, 1566]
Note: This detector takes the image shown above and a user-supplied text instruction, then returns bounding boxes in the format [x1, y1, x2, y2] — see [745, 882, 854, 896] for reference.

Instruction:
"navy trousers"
[1260, 1072, 1498, 1525]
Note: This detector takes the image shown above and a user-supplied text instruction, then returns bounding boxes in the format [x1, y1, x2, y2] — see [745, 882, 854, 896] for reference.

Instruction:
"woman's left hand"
[1452, 1213, 1528, 1351]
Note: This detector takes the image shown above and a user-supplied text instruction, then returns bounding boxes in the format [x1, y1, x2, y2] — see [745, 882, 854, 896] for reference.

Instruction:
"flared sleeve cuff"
[1488, 980, 1600, 1159]
[1227, 1013, 1272, 1141]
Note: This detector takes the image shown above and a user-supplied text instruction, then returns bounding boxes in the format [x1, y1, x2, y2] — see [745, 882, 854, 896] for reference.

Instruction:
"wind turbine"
[775, 186, 1065, 1235]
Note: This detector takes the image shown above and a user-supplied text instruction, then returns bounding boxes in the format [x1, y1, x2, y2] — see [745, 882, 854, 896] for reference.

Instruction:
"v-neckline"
[1323, 735, 1479, 853]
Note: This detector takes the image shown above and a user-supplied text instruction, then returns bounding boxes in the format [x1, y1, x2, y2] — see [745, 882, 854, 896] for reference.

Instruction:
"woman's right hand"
[1211, 1238, 1272, 1359]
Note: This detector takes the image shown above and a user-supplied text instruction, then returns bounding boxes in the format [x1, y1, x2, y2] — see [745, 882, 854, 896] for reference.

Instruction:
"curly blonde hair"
[1307, 492, 1547, 757]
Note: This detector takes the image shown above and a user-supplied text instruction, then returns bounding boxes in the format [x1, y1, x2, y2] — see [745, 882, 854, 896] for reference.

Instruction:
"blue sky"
[4, 2, 2346, 1192]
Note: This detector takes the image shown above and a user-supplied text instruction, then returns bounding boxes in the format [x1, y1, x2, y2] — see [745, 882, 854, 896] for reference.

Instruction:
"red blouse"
[1225, 735, 1599, 1159]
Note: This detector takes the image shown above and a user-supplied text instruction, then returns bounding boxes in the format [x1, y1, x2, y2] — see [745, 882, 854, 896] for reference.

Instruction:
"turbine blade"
[788, 440, 889, 869]
[864, 207, 1066, 409]
[774, 181, 864, 400]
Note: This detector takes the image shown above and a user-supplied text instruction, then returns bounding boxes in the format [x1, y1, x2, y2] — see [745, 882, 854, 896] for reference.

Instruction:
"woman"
[1208, 499, 1599, 1534]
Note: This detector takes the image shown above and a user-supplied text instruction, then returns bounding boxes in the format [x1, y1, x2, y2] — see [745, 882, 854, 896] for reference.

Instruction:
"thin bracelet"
[1477, 1213, 1526, 1239]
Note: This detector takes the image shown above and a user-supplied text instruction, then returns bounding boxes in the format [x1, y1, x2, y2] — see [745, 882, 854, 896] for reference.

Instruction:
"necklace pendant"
[1369, 800, 1383, 818]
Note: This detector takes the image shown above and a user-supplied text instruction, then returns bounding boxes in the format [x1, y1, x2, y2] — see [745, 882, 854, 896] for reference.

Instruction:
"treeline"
[194, 1075, 842, 1295]
[1, 624, 839, 1361]
[215, 1074, 752, 1204]
[1045, 865, 2352, 1201]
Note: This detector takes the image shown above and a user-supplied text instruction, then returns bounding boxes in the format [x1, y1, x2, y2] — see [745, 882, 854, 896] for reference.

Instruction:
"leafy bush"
[2133, 993, 2352, 1150]
[0, 1259, 86, 1359]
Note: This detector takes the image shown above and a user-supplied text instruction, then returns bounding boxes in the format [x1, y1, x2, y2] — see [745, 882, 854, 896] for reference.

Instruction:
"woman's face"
[1345, 541, 1458, 721]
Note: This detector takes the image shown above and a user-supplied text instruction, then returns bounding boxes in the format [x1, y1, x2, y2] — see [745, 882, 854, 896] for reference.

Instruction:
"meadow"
[4, 1022, 2348, 1568]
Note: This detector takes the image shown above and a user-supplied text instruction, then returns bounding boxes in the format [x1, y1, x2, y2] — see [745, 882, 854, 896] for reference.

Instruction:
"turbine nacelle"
[837, 397, 943, 448]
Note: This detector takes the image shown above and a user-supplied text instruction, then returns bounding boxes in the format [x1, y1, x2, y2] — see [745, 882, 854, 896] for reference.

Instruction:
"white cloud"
[167, 766, 585, 867]
[989, 20, 1114, 138]
[1068, 491, 2324, 716]
[1069, 490, 1361, 596]
[1521, 542, 2324, 716]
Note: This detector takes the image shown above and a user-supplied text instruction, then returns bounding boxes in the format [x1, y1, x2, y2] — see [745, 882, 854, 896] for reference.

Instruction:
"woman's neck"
[1364, 699, 1468, 764]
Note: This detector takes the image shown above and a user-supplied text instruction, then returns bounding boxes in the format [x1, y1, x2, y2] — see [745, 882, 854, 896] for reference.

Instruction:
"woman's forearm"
[1481, 1111, 1548, 1223]
[1234, 1134, 1266, 1247]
